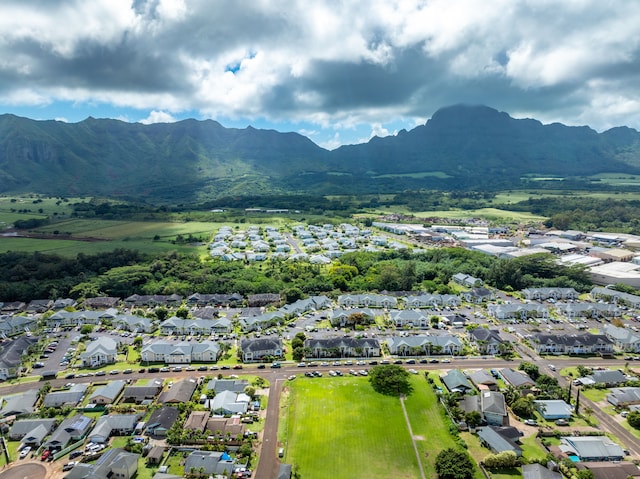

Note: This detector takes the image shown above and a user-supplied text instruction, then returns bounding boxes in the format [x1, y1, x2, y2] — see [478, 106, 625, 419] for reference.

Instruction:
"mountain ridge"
[1, 105, 639, 202]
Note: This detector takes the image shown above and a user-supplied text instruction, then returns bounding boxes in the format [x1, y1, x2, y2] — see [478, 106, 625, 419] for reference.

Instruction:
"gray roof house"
[607, 387, 640, 407]
[64, 448, 138, 479]
[476, 426, 522, 456]
[602, 324, 640, 353]
[499, 368, 535, 388]
[141, 341, 221, 364]
[89, 414, 139, 443]
[480, 391, 508, 426]
[337, 293, 397, 308]
[468, 370, 498, 391]
[80, 336, 118, 368]
[146, 407, 179, 437]
[8, 418, 57, 441]
[534, 400, 573, 420]
[0, 388, 39, 417]
[210, 390, 250, 415]
[387, 335, 462, 356]
[522, 463, 562, 479]
[158, 378, 198, 404]
[122, 379, 164, 403]
[88, 380, 126, 405]
[390, 310, 429, 328]
[240, 338, 283, 362]
[43, 383, 89, 408]
[0, 336, 37, 380]
[468, 328, 505, 355]
[305, 338, 381, 358]
[522, 288, 579, 301]
[45, 414, 93, 451]
[441, 370, 474, 393]
[207, 379, 249, 394]
[113, 314, 156, 333]
[531, 333, 614, 356]
[183, 450, 235, 477]
[589, 369, 627, 386]
[559, 436, 625, 461]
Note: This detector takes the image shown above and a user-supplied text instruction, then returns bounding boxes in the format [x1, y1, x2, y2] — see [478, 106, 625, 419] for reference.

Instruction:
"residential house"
[404, 294, 461, 308]
[8, 419, 57, 443]
[52, 298, 77, 310]
[88, 380, 126, 405]
[158, 378, 198, 404]
[124, 294, 182, 308]
[337, 294, 397, 308]
[122, 379, 164, 403]
[559, 436, 625, 461]
[146, 407, 179, 437]
[607, 387, 640, 407]
[534, 400, 573, 420]
[461, 287, 494, 303]
[468, 370, 498, 391]
[330, 308, 375, 327]
[521, 463, 562, 479]
[488, 303, 549, 320]
[247, 293, 281, 307]
[481, 392, 508, 426]
[89, 414, 139, 443]
[43, 383, 88, 408]
[183, 450, 235, 477]
[556, 303, 620, 319]
[576, 462, 640, 479]
[602, 324, 640, 353]
[0, 316, 37, 337]
[521, 288, 579, 301]
[305, 338, 381, 359]
[390, 310, 429, 328]
[83, 297, 121, 309]
[468, 329, 505, 355]
[206, 379, 249, 395]
[476, 426, 522, 456]
[589, 369, 627, 387]
[26, 299, 53, 313]
[44, 414, 93, 451]
[531, 334, 614, 356]
[113, 314, 156, 333]
[185, 293, 243, 307]
[441, 369, 474, 394]
[160, 317, 231, 335]
[141, 341, 221, 364]
[209, 390, 250, 415]
[205, 417, 245, 438]
[239, 311, 284, 332]
[387, 335, 462, 356]
[591, 287, 640, 308]
[0, 336, 37, 379]
[240, 338, 283, 362]
[80, 336, 119, 368]
[453, 273, 483, 288]
[500, 368, 535, 388]
[64, 448, 138, 479]
[278, 464, 293, 479]
[184, 411, 211, 432]
[0, 388, 39, 417]
[279, 296, 331, 316]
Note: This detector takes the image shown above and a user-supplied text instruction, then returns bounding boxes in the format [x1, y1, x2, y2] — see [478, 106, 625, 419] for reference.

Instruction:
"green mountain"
[1, 105, 639, 202]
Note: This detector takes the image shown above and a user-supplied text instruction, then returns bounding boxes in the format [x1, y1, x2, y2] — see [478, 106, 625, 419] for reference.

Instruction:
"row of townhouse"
[521, 287, 579, 301]
[488, 301, 621, 321]
[141, 341, 221, 363]
[386, 335, 462, 356]
[529, 333, 614, 355]
[0, 315, 36, 337]
[591, 286, 640, 308]
[160, 316, 232, 335]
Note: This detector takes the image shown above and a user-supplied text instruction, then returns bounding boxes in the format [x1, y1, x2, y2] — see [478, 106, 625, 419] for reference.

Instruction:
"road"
[3, 356, 639, 475]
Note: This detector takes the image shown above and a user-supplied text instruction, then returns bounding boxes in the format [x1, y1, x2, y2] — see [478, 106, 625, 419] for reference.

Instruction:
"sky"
[1, 1, 640, 150]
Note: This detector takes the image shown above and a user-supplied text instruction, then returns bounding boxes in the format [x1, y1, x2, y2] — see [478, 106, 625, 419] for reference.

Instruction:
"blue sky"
[1, 0, 640, 150]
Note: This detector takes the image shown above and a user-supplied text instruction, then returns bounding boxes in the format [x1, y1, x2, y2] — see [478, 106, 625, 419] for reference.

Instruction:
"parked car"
[19, 446, 31, 459]
[41, 450, 51, 461]
[62, 461, 78, 471]
[555, 419, 569, 426]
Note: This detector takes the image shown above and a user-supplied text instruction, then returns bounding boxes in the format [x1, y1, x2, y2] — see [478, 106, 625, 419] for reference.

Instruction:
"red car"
[233, 365, 243, 369]
[41, 450, 51, 461]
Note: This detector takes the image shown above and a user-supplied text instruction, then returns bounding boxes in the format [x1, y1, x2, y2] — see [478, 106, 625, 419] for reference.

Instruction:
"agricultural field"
[282, 375, 480, 479]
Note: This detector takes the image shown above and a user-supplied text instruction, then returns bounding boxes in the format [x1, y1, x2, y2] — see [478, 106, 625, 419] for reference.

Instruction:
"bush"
[435, 448, 475, 479]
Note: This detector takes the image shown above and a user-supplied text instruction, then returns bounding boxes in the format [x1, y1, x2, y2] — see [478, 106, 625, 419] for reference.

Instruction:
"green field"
[283, 375, 477, 479]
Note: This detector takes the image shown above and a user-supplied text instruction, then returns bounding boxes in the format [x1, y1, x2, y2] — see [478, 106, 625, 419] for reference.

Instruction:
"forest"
[0, 248, 592, 303]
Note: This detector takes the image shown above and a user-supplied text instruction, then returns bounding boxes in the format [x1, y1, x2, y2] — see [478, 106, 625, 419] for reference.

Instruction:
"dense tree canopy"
[435, 448, 475, 479]
[368, 364, 413, 397]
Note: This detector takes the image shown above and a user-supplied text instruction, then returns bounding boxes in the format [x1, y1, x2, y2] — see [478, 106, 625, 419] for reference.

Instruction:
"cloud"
[0, 0, 640, 144]
[139, 110, 177, 124]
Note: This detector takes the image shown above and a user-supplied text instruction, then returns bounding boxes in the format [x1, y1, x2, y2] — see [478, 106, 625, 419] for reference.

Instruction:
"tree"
[368, 364, 413, 397]
[435, 448, 475, 479]
[518, 361, 540, 380]
[482, 450, 518, 468]
[576, 365, 591, 377]
[627, 410, 640, 429]
[79, 324, 93, 335]
[511, 396, 535, 418]
[464, 411, 482, 428]
[133, 336, 143, 347]
[576, 470, 595, 479]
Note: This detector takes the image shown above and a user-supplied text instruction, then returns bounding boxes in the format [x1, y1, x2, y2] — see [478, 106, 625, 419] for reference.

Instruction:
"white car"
[19, 446, 31, 459]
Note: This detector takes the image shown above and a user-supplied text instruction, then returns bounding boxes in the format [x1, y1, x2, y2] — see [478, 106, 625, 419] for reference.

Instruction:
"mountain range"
[1, 104, 640, 203]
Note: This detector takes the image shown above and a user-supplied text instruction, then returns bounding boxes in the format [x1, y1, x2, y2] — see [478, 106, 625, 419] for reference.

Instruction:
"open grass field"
[283, 375, 481, 479]
[285, 376, 421, 479]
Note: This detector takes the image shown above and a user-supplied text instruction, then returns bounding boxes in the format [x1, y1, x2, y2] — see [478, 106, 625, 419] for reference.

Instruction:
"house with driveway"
[88, 414, 139, 444]
[0, 336, 37, 380]
[530, 333, 614, 355]
[468, 328, 505, 355]
[601, 324, 640, 353]
[387, 335, 462, 356]
[559, 436, 625, 461]
[390, 310, 429, 328]
[304, 338, 381, 359]
[183, 450, 236, 477]
[141, 341, 221, 364]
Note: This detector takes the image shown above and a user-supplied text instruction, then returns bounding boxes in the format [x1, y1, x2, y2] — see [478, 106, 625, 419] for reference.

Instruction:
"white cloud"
[139, 111, 177, 124]
[1, 0, 640, 143]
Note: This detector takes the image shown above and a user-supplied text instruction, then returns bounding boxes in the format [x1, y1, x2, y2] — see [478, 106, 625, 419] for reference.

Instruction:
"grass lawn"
[285, 376, 422, 479]
[404, 376, 482, 479]
[581, 388, 608, 402]
[520, 434, 549, 461]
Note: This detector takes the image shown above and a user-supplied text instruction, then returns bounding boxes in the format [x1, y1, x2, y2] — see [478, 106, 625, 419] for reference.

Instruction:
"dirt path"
[254, 376, 285, 479]
[400, 395, 426, 479]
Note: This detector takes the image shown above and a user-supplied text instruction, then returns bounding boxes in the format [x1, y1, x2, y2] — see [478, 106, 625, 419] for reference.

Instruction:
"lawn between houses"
[282, 375, 481, 479]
